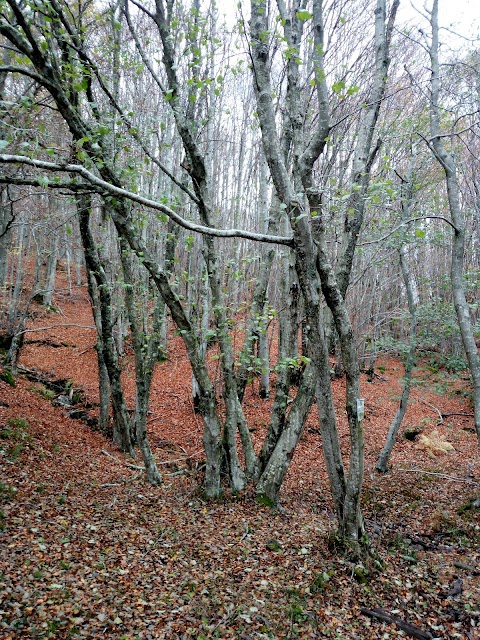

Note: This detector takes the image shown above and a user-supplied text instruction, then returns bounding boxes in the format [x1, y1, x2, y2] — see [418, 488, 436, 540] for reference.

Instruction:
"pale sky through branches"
[221, 0, 479, 44]
[399, 0, 479, 43]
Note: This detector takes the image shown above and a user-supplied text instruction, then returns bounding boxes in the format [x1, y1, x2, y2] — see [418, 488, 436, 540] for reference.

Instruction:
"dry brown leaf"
[417, 430, 455, 457]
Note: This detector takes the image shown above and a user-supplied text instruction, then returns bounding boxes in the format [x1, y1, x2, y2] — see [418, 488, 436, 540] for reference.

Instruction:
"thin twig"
[101, 449, 120, 461]
[417, 398, 443, 423]
[156, 449, 204, 466]
[18, 323, 96, 335]
[395, 468, 478, 484]
[358, 215, 457, 246]
[361, 607, 432, 640]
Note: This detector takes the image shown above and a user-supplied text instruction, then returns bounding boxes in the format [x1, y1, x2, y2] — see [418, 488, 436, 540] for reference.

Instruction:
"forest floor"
[0, 278, 479, 639]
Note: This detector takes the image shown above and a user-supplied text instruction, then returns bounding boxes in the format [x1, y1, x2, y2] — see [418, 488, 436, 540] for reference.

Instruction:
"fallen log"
[453, 562, 480, 576]
[360, 607, 433, 640]
[446, 578, 463, 598]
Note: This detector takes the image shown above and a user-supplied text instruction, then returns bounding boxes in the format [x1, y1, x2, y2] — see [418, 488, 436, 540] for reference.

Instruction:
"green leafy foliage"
[0, 369, 16, 387]
[1, 417, 30, 460]
[296, 10, 313, 20]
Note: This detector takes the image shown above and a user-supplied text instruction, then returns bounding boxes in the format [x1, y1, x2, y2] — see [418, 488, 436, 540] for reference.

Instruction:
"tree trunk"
[256, 362, 316, 503]
[376, 159, 418, 471]
[85, 268, 111, 434]
[429, 0, 480, 446]
[77, 193, 135, 458]
[42, 227, 58, 307]
[120, 238, 162, 485]
[0, 189, 13, 298]
[376, 246, 417, 471]
[250, 0, 366, 550]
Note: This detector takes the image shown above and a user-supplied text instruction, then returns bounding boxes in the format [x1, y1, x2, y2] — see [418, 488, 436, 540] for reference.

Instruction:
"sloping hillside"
[0, 287, 479, 639]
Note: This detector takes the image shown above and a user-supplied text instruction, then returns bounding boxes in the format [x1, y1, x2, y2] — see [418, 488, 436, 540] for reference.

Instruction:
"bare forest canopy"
[0, 0, 479, 555]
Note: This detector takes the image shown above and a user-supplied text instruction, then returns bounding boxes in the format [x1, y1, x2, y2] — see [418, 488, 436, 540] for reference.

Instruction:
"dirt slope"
[0, 283, 479, 639]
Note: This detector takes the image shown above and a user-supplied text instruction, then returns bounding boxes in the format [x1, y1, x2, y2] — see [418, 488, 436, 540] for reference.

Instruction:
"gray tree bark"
[77, 193, 135, 458]
[119, 238, 162, 485]
[250, 0, 366, 548]
[376, 158, 418, 472]
[429, 0, 480, 446]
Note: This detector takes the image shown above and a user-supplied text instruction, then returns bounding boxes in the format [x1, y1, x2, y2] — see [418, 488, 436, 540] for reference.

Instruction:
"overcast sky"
[225, 0, 479, 43]
[395, 0, 478, 43]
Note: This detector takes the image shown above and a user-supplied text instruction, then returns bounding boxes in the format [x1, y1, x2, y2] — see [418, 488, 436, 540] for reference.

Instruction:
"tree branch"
[0, 64, 54, 89]
[0, 154, 293, 246]
[358, 215, 457, 245]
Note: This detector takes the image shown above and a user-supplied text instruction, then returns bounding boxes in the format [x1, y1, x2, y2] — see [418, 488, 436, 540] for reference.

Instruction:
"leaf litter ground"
[1, 281, 479, 639]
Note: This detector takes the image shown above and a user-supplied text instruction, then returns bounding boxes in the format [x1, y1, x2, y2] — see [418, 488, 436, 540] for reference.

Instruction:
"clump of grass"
[0, 480, 17, 531]
[0, 368, 16, 387]
[28, 384, 56, 401]
[0, 417, 30, 460]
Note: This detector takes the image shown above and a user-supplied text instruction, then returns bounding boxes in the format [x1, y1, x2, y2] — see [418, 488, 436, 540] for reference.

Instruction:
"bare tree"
[428, 0, 480, 446]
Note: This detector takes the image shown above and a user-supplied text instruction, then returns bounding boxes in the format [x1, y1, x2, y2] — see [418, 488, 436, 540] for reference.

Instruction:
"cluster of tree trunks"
[0, 0, 478, 554]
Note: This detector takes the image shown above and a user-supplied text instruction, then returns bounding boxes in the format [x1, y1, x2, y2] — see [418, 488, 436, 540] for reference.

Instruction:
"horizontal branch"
[0, 175, 99, 192]
[18, 324, 97, 335]
[0, 64, 54, 89]
[0, 155, 294, 246]
[429, 120, 480, 141]
[395, 468, 478, 484]
[358, 215, 457, 246]
[360, 608, 433, 640]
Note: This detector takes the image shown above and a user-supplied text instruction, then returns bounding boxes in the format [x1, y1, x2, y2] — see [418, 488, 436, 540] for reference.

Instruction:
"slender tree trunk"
[0, 190, 13, 297]
[86, 268, 111, 434]
[8, 221, 26, 324]
[120, 238, 162, 485]
[77, 193, 135, 457]
[377, 158, 418, 471]
[42, 229, 58, 307]
[429, 0, 480, 446]
[250, 0, 365, 550]
[257, 255, 299, 474]
[258, 318, 270, 398]
[256, 362, 316, 502]
[335, 0, 399, 299]
[192, 265, 209, 413]
[5, 261, 41, 375]
[109, 206, 224, 497]
[376, 246, 417, 471]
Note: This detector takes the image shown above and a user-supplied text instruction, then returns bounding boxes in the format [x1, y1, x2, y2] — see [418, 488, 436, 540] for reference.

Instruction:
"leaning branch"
[17, 324, 96, 335]
[395, 468, 478, 485]
[0, 64, 55, 90]
[0, 154, 294, 246]
[360, 608, 433, 640]
[0, 175, 100, 192]
[358, 215, 457, 245]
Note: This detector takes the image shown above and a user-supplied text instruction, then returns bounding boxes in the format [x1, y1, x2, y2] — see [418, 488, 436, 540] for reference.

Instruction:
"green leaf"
[415, 229, 425, 238]
[296, 10, 313, 20]
[0, 140, 9, 152]
[0, 369, 16, 387]
[76, 136, 89, 148]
